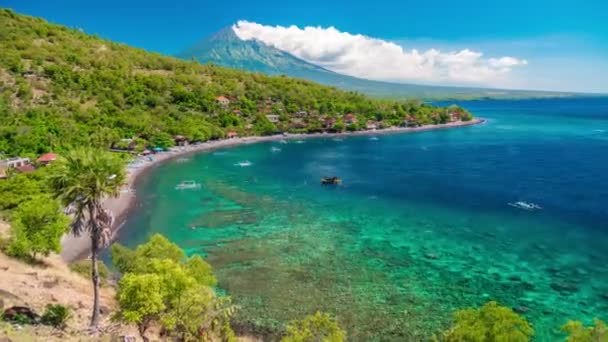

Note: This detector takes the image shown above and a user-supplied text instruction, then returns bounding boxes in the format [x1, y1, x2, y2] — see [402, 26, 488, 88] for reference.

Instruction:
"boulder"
[3, 306, 39, 324]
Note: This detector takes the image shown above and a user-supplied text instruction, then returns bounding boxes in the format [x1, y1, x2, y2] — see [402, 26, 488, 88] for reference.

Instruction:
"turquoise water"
[115, 98, 608, 341]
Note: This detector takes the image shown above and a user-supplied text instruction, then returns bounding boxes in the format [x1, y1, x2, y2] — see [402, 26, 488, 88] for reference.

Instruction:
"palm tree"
[48, 148, 125, 328]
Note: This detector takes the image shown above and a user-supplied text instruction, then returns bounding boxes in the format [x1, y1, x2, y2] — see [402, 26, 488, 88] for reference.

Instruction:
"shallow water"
[115, 97, 608, 341]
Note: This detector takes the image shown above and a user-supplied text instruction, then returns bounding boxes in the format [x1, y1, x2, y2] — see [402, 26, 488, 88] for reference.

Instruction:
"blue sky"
[4, 0, 608, 92]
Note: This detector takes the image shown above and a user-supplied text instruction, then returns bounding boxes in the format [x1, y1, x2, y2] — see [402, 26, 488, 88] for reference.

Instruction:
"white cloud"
[232, 21, 528, 86]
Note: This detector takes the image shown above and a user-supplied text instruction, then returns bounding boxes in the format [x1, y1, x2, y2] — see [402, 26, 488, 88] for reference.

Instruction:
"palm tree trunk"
[89, 206, 101, 328]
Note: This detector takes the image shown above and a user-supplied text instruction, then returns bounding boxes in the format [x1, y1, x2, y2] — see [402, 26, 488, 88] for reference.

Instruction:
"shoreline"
[60, 118, 484, 262]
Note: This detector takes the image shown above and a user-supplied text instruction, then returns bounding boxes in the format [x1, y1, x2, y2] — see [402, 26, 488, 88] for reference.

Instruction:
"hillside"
[177, 27, 578, 100]
[0, 8, 467, 158]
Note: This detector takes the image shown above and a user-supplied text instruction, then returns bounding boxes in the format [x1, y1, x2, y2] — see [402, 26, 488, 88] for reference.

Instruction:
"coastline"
[59, 118, 484, 262]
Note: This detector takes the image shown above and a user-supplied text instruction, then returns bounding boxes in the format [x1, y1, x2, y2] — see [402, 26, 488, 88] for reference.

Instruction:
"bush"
[562, 319, 607, 341]
[282, 311, 345, 342]
[69, 259, 110, 285]
[442, 301, 534, 342]
[41, 304, 71, 328]
[6, 196, 70, 260]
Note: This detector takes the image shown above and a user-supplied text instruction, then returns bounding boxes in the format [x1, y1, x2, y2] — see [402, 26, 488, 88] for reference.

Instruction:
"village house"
[343, 113, 358, 125]
[227, 131, 239, 139]
[324, 118, 336, 129]
[0, 157, 31, 169]
[403, 116, 417, 127]
[293, 111, 309, 118]
[366, 121, 378, 130]
[37, 153, 57, 165]
[0, 157, 33, 179]
[449, 111, 461, 122]
[174, 135, 189, 147]
[290, 118, 307, 129]
[216, 95, 230, 107]
[266, 114, 280, 123]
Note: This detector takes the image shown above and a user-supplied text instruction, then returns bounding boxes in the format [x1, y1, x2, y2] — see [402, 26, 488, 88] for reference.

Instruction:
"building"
[216, 96, 230, 107]
[266, 114, 280, 123]
[343, 113, 358, 125]
[37, 153, 57, 165]
[174, 135, 188, 147]
[449, 111, 461, 122]
[227, 131, 239, 139]
[0, 166, 7, 179]
[15, 164, 36, 173]
[403, 116, 417, 127]
[0, 157, 31, 169]
[293, 111, 309, 118]
[366, 121, 378, 130]
[324, 118, 336, 129]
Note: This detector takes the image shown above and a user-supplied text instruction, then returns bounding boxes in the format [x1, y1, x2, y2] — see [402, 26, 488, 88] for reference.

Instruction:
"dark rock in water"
[508, 275, 522, 281]
[551, 282, 578, 293]
[3, 306, 39, 324]
[424, 253, 439, 260]
[514, 306, 530, 314]
[600, 293, 608, 301]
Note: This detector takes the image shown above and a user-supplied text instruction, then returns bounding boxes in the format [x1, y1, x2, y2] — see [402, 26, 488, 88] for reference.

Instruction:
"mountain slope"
[0, 9, 457, 157]
[178, 27, 577, 100]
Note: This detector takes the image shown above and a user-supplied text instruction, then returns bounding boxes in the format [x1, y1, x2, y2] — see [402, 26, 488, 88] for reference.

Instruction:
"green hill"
[177, 27, 578, 100]
[0, 9, 466, 157]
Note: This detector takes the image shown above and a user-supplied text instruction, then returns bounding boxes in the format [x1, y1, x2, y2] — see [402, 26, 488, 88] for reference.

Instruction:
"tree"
[7, 195, 70, 259]
[562, 319, 607, 342]
[48, 148, 125, 328]
[442, 301, 534, 342]
[282, 311, 346, 342]
[111, 234, 235, 341]
[116, 273, 166, 342]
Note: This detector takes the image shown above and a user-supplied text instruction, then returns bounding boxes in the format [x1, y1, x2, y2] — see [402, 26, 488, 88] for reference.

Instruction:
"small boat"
[369, 136, 379, 141]
[271, 146, 282, 152]
[295, 140, 305, 144]
[279, 139, 288, 144]
[321, 177, 342, 185]
[508, 201, 542, 211]
[235, 161, 252, 167]
[175, 180, 201, 190]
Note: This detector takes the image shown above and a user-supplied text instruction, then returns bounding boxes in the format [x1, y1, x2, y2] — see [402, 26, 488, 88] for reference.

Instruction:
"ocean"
[114, 97, 608, 340]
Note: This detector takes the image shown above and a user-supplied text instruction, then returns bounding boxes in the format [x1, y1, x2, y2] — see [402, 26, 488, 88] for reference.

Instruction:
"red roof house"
[37, 153, 57, 165]
[216, 96, 230, 106]
[343, 113, 357, 125]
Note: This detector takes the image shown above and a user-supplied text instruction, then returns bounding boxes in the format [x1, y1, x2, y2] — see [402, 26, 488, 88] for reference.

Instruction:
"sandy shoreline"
[60, 118, 484, 262]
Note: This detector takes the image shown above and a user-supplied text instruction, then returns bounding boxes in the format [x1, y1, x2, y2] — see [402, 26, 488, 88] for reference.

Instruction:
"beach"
[59, 118, 484, 262]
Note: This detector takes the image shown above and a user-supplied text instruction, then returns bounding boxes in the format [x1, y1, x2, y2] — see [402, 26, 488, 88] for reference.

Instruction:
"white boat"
[369, 136, 379, 141]
[235, 160, 252, 167]
[295, 140, 305, 144]
[508, 201, 542, 211]
[279, 139, 288, 144]
[175, 180, 201, 190]
[271, 146, 282, 152]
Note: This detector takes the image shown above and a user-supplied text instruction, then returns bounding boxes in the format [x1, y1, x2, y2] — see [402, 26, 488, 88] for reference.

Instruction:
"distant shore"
[60, 118, 484, 262]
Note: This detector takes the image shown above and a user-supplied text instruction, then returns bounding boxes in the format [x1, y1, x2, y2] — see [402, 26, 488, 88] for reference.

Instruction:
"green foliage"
[69, 259, 110, 285]
[0, 9, 468, 158]
[47, 147, 125, 328]
[562, 319, 607, 342]
[6, 195, 69, 259]
[116, 273, 166, 339]
[442, 301, 534, 342]
[112, 234, 233, 341]
[41, 304, 71, 329]
[282, 311, 346, 342]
